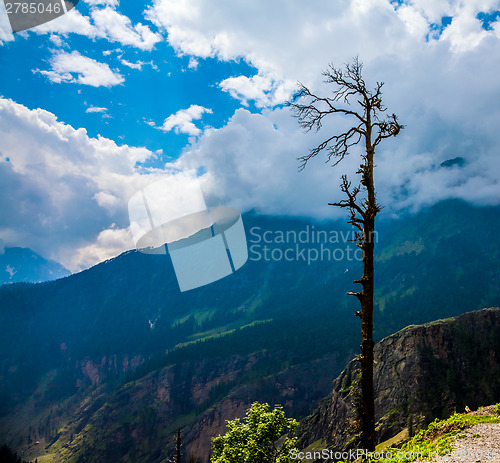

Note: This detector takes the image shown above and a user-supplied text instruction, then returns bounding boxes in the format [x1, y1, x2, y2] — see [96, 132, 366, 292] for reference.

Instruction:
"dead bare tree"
[289, 57, 404, 451]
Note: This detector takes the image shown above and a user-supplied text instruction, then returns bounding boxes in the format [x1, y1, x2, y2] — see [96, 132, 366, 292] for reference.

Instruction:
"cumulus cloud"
[176, 98, 500, 220]
[145, 0, 411, 106]
[102, 48, 123, 55]
[0, 98, 199, 271]
[70, 224, 132, 270]
[188, 57, 199, 69]
[158, 105, 213, 136]
[85, 106, 111, 118]
[143, 0, 500, 214]
[145, 0, 500, 106]
[35, 50, 124, 87]
[8, 1, 162, 51]
[3, 0, 500, 272]
[30, 8, 97, 37]
[393, 0, 500, 51]
[176, 108, 340, 218]
[91, 7, 162, 51]
[219, 73, 295, 108]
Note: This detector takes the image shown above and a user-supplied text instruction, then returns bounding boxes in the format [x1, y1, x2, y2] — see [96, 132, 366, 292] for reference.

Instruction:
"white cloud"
[3, 0, 500, 272]
[103, 48, 123, 55]
[30, 8, 97, 37]
[86, 106, 108, 113]
[0, 98, 192, 271]
[8, 2, 161, 51]
[35, 50, 124, 87]
[159, 105, 213, 136]
[396, 5, 430, 38]
[91, 7, 162, 51]
[145, 0, 500, 106]
[145, 0, 410, 107]
[84, 0, 119, 6]
[120, 58, 143, 69]
[176, 96, 500, 220]
[219, 73, 295, 108]
[188, 57, 199, 69]
[142, 0, 500, 215]
[49, 34, 65, 47]
[177, 108, 339, 218]
[392, 1, 500, 51]
[119, 58, 158, 70]
[70, 224, 131, 270]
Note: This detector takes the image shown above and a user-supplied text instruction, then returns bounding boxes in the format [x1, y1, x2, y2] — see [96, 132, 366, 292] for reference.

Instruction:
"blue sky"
[1, 0, 500, 271]
[0, 0, 259, 159]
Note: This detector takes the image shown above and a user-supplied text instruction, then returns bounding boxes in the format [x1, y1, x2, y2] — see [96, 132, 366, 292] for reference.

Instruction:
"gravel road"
[423, 406, 500, 463]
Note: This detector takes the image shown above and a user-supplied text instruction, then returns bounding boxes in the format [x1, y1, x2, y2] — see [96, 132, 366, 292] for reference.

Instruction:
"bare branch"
[329, 175, 365, 217]
[347, 291, 364, 302]
[290, 57, 401, 172]
[373, 113, 404, 146]
[290, 84, 366, 133]
[298, 125, 364, 171]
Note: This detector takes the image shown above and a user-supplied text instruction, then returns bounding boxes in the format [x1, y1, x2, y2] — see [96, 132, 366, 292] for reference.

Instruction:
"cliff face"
[43, 349, 342, 463]
[298, 307, 500, 450]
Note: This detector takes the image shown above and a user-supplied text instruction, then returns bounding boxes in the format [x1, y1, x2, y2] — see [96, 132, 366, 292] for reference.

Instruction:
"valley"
[0, 200, 499, 462]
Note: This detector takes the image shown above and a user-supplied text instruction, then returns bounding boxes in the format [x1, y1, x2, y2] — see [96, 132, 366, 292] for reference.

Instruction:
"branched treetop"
[289, 57, 404, 232]
[290, 57, 403, 172]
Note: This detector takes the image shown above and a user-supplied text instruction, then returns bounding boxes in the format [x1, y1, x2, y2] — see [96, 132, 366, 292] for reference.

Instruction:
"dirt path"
[430, 406, 500, 463]
[430, 422, 500, 462]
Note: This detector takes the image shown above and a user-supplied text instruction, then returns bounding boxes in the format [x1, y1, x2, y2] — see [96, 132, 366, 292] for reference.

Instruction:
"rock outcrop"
[298, 307, 500, 451]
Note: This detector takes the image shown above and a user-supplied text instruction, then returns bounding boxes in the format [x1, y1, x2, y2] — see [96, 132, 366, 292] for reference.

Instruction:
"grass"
[366, 412, 500, 462]
[376, 239, 424, 263]
[375, 429, 407, 452]
[175, 318, 272, 348]
[375, 286, 416, 312]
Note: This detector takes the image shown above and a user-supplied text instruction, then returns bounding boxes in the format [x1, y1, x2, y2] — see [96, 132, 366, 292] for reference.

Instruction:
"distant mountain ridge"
[0, 247, 70, 285]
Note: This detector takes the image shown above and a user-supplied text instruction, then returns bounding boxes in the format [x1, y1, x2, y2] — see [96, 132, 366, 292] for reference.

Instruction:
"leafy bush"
[211, 402, 302, 463]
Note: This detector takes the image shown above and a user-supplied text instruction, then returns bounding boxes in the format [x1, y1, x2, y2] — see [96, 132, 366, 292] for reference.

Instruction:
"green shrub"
[211, 402, 303, 463]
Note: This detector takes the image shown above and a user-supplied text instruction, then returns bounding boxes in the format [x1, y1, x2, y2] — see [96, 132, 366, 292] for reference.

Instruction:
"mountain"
[0, 199, 499, 462]
[298, 307, 500, 452]
[0, 247, 70, 285]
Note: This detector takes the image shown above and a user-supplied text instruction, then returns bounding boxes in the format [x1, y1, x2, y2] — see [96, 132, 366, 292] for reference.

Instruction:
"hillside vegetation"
[0, 200, 499, 462]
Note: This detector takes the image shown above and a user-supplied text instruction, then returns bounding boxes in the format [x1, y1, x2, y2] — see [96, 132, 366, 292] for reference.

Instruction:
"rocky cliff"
[40, 349, 342, 463]
[298, 307, 500, 451]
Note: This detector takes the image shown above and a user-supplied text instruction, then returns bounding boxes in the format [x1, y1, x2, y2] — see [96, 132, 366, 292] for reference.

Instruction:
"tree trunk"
[359, 216, 375, 451]
[359, 137, 376, 451]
